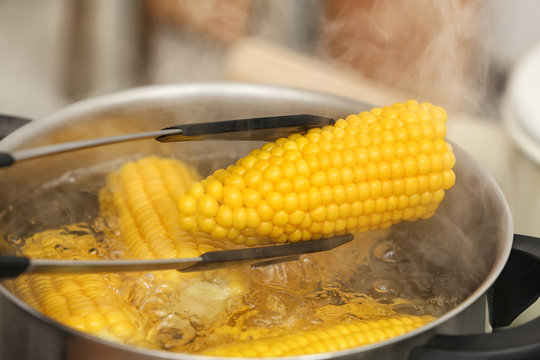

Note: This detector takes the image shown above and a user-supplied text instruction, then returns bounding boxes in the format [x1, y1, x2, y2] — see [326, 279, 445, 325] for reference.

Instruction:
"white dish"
[503, 42, 540, 165]
[502, 98, 540, 165]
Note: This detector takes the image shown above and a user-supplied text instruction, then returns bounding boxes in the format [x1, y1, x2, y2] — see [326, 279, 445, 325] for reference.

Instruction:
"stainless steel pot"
[0, 83, 538, 360]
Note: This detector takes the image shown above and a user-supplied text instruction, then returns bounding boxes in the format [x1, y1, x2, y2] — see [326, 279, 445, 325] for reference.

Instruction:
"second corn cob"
[98, 156, 250, 350]
[7, 157, 251, 349]
[177, 100, 456, 245]
[99, 157, 239, 262]
[202, 314, 435, 357]
[4, 224, 147, 344]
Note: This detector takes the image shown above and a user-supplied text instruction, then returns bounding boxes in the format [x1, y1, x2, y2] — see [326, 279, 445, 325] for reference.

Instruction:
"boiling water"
[0, 163, 477, 353]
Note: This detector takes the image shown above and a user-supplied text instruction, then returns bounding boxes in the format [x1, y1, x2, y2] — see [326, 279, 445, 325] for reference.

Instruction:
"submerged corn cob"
[99, 157, 237, 260]
[7, 157, 250, 348]
[4, 225, 146, 344]
[99, 155, 248, 288]
[177, 101, 456, 245]
[202, 314, 434, 357]
[98, 156, 250, 349]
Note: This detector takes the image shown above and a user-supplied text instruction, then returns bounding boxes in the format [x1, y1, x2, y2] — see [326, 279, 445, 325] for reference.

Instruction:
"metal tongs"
[0, 114, 351, 278]
[0, 234, 353, 278]
[0, 114, 335, 167]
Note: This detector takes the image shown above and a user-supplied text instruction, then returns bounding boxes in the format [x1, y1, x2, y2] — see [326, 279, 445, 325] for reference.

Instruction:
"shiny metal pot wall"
[0, 83, 530, 360]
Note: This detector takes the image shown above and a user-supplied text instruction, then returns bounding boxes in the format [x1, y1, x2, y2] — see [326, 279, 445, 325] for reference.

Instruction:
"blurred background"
[2, 0, 539, 118]
[1, 0, 540, 235]
[2, 0, 540, 324]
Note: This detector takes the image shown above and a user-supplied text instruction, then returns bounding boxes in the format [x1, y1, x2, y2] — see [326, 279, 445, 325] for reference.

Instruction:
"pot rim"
[0, 82, 363, 151]
[0, 82, 514, 359]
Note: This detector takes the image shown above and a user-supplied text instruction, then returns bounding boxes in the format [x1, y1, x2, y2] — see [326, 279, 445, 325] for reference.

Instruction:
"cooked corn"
[202, 314, 434, 357]
[4, 225, 146, 344]
[4, 100, 448, 354]
[99, 157, 236, 261]
[98, 155, 248, 289]
[7, 157, 249, 347]
[97, 156, 250, 349]
[177, 101, 456, 245]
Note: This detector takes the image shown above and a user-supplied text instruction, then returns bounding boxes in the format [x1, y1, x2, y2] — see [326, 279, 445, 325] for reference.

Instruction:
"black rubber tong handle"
[0, 114, 334, 168]
[0, 256, 30, 278]
[0, 114, 31, 141]
[156, 114, 334, 142]
[0, 234, 353, 278]
[0, 114, 31, 166]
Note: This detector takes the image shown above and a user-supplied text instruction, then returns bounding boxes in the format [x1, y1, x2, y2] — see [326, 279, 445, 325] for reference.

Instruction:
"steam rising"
[319, 0, 484, 111]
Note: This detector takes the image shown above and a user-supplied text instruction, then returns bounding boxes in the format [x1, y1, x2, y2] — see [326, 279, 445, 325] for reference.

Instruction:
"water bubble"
[7, 234, 25, 247]
[428, 296, 445, 306]
[391, 302, 424, 316]
[93, 217, 106, 232]
[149, 314, 196, 349]
[372, 241, 401, 263]
[373, 279, 399, 295]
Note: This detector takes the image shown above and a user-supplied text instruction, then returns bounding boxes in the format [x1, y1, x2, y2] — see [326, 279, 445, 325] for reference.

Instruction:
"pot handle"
[0, 114, 31, 140]
[409, 234, 540, 360]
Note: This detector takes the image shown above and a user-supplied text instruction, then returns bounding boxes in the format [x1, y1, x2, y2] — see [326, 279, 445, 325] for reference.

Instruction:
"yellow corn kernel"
[99, 157, 249, 277]
[177, 101, 456, 245]
[99, 157, 238, 261]
[4, 227, 146, 344]
[8, 157, 253, 349]
[201, 314, 434, 357]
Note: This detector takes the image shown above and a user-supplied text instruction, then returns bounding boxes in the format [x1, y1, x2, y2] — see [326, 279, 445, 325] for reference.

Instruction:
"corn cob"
[7, 157, 250, 349]
[201, 314, 434, 357]
[99, 157, 241, 261]
[4, 224, 147, 344]
[98, 156, 250, 349]
[98, 155, 248, 290]
[177, 101, 456, 245]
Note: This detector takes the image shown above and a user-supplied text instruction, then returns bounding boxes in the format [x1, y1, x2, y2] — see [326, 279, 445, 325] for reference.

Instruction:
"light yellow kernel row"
[201, 314, 435, 357]
[4, 228, 146, 343]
